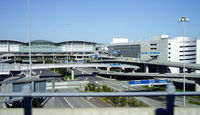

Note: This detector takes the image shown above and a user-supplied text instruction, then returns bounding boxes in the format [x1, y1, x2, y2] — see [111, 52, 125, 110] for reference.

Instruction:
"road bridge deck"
[93, 60, 200, 70]
[97, 71, 200, 79]
[0, 63, 139, 72]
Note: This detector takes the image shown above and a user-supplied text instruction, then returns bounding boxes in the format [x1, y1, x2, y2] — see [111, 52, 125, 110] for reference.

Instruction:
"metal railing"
[0, 84, 200, 115]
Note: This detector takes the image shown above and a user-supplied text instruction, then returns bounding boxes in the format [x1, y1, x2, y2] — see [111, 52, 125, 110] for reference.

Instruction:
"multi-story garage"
[109, 36, 200, 73]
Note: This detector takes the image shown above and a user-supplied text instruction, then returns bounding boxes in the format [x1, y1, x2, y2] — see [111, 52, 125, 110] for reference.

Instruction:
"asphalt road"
[43, 88, 96, 108]
[33, 69, 62, 79]
[35, 69, 96, 108]
[76, 67, 200, 108]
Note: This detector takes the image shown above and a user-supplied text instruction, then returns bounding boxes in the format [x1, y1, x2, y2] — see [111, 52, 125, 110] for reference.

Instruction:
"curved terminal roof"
[31, 40, 54, 45]
[0, 40, 103, 45]
[0, 40, 25, 44]
[57, 40, 103, 45]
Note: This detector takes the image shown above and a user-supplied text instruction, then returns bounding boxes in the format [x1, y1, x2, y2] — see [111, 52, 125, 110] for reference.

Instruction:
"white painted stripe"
[64, 97, 74, 108]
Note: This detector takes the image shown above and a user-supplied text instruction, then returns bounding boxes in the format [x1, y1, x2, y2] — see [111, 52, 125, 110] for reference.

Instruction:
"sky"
[0, 0, 200, 44]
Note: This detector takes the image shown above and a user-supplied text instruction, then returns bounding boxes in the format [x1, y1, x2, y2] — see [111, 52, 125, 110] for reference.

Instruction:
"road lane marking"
[64, 97, 74, 108]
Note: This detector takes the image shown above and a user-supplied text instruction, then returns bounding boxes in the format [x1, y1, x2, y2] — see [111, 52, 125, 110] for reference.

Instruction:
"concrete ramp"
[46, 81, 89, 89]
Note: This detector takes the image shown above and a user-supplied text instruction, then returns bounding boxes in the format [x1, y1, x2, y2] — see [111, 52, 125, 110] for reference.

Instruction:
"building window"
[179, 50, 196, 52]
[179, 45, 196, 48]
[168, 52, 171, 54]
[150, 48, 157, 50]
[150, 44, 157, 46]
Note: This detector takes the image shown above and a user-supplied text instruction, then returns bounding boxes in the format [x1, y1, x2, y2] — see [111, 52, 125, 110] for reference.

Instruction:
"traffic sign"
[129, 79, 168, 85]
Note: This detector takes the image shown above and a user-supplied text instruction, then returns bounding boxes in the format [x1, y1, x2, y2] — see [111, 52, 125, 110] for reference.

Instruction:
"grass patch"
[176, 89, 184, 92]
[142, 85, 166, 91]
[188, 100, 200, 105]
[110, 68, 122, 72]
[189, 96, 200, 100]
[86, 83, 148, 107]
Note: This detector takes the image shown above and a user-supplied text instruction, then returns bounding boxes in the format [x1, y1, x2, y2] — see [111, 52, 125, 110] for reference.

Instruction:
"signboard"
[77, 60, 85, 63]
[64, 60, 74, 63]
[112, 50, 122, 53]
[150, 52, 160, 55]
[129, 79, 168, 85]
[110, 63, 121, 66]
[141, 52, 148, 55]
[91, 55, 99, 58]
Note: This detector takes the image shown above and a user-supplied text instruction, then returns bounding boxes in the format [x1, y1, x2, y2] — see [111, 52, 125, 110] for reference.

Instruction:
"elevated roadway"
[97, 71, 200, 79]
[93, 60, 200, 70]
[0, 63, 139, 72]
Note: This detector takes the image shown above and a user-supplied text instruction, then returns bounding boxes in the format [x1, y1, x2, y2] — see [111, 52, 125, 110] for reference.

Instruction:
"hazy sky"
[0, 0, 200, 44]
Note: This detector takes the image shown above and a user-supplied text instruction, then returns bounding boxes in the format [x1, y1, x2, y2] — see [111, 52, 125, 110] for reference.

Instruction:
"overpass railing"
[0, 84, 200, 115]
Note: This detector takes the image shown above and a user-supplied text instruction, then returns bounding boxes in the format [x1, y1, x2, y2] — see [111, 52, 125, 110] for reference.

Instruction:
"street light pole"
[53, 42, 55, 72]
[178, 16, 189, 107]
[28, 0, 32, 78]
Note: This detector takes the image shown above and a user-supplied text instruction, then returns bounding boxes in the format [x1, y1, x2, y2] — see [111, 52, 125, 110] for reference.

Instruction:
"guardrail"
[0, 84, 200, 115]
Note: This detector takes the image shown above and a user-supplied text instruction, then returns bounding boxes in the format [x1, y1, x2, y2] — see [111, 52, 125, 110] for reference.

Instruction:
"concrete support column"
[71, 67, 75, 80]
[31, 81, 34, 92]
[66, 68, 70, 73]
[195, 80, 200, 92]
[107, 66, 110, 73]
[196, 70, 200, 73]
[14, 57, 16, 63]
[51, 79, 55, 107]
[188, 69, 192, 73]
[132, 69, 135, 73]
[6, 83, 10, 101]
[52, 79, 55, 91]
[6, 83, 10, 92]
[110, 76, 112, 79]
[144, 64, 149, 73]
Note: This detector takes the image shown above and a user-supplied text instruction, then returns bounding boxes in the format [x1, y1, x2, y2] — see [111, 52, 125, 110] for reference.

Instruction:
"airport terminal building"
[0, 40, 102, 60]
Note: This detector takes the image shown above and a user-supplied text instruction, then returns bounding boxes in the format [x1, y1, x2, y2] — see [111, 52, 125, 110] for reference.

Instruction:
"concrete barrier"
[0, 108, 200, 115]
[46, 81, 89, 90]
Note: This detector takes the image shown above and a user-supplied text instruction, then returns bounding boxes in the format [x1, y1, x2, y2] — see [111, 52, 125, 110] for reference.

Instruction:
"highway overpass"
[97, 71, 200, 79]
[92, 60, 200, 70]
[0, 63, 139, 71]
[0, 63, 139, 80]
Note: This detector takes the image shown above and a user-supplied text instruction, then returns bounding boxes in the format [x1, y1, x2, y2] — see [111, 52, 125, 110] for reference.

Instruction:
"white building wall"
[61, 44, 94, 52]
[167, 37, 197, 73]
[0, 43, 20, 52]
[110, 38, 128, 44]
[140, 36, 197, 73]
[140, 41, 151, 60]
[168, 39, 180, 73]
[10, 45, 19, 52]
[0, 44, 8, 52]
